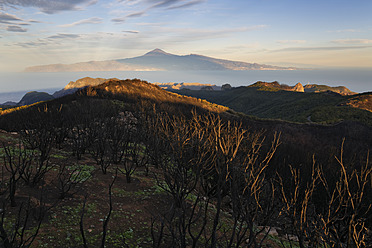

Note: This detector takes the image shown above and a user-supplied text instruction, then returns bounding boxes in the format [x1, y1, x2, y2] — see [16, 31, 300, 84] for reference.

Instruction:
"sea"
[0, 69, 371, 103]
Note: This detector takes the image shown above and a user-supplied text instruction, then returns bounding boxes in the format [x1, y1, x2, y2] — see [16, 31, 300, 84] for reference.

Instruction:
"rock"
[257, 226, 280, 236]
[221, 83, 232, 91]
[201, 86, 214, 91]
[64, 77, 112, 90]
[293, 82, 304, 92]
[285, 234, 299, 242]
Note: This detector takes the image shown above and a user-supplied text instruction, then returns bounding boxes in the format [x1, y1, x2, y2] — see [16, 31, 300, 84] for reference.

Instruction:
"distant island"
[24, 49, 298, 72]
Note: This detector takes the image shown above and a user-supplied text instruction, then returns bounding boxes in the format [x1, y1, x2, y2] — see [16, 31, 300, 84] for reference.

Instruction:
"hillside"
[174, 84, 372, 126]
[304, 84, 356, 95]
[0, 78, 229, 124]
[4, 78, 365, 127]
[24, 49, 297, 72]
[0, 78, 371, 247]
[154, 82, 220, 90]
[249, 81, 356, 95]
[0, 91, 54, 107]
[17, 91, 54, 106]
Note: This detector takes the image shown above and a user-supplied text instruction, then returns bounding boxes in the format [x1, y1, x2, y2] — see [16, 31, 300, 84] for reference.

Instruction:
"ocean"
[0, 69, 371, 103]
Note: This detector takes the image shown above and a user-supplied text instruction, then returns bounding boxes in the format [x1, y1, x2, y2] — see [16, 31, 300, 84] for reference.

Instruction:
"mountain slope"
[0, 78, 370, 161]
[118, 49, 297, 71]
[24, 49, 297, 72]
[0, 78, 229, 122]
[174, 85, 372, 126]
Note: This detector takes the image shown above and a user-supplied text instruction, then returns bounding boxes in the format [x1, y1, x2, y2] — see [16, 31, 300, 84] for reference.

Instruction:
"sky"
[0, 0, 371, 71]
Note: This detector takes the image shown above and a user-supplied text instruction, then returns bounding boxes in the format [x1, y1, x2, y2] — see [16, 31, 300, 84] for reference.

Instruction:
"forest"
[0, 79, 371, 247]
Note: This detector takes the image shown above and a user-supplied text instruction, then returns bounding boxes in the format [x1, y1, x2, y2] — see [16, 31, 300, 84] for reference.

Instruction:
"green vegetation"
[18, 91, 54, 106]
[0, 78, 370, 247]
[177, 85, 372, 126]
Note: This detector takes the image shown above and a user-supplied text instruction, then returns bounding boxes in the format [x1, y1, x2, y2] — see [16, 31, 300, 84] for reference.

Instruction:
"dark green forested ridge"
[174, 83, 372, 126]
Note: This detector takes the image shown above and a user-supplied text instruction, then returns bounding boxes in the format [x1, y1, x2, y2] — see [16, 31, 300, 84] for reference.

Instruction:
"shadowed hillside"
[175, 84, 372, 126]
[18, 91, 54, 106]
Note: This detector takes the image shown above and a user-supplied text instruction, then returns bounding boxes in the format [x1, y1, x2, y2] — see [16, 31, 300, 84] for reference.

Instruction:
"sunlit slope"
[0, 78, 230, 130]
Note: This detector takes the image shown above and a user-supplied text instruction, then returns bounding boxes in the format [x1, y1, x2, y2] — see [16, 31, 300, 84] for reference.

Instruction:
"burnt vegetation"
[0, 78, 371, 247]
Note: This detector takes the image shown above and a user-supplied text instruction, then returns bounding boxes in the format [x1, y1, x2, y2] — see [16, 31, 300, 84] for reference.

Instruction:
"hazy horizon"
[1, 68, 371, 103]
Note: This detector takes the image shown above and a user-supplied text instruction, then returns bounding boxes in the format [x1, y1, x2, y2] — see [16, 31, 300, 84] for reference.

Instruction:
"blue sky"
[0, 0, 371, 71]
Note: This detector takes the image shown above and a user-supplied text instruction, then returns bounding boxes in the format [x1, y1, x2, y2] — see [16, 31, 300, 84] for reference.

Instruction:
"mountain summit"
[144, 48, 173, 56]
[24, 49, 298, 72]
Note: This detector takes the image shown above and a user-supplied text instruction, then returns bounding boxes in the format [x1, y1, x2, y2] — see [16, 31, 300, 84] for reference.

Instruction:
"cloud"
[144, 26, 264, 42]
[327, 29, 360, 33]
[59, 17, 103, 27]
[6, 25, 27, 32]
[111, 0, 205, 23]
[0, 0, 97, 14]
[272, 46, 372, 52]
[167, 0, 205, 10]
[150, 0, 181, 8]
[17, 41, 48, 47]
[0, 12, 22, 22]
[122, 30, 139, 33]
[126, 11, 146, 18]
[112, 17, 126, 23]
[14, 32, 126, 48]
[277, 40, 306, 44]
[0, 12, 41, 31]
[29, 19, 41, 23]
[112, 10, 146, 23]
[332, 39, 372, 44]
[47, 33, 81, 39]
[13, 25, 253, 50]
[148, 0, 205, 10]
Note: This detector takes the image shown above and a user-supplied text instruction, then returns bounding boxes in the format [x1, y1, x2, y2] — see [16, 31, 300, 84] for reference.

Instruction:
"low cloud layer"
[332, 39, 372, 44]
[272, 45, 372, 52]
